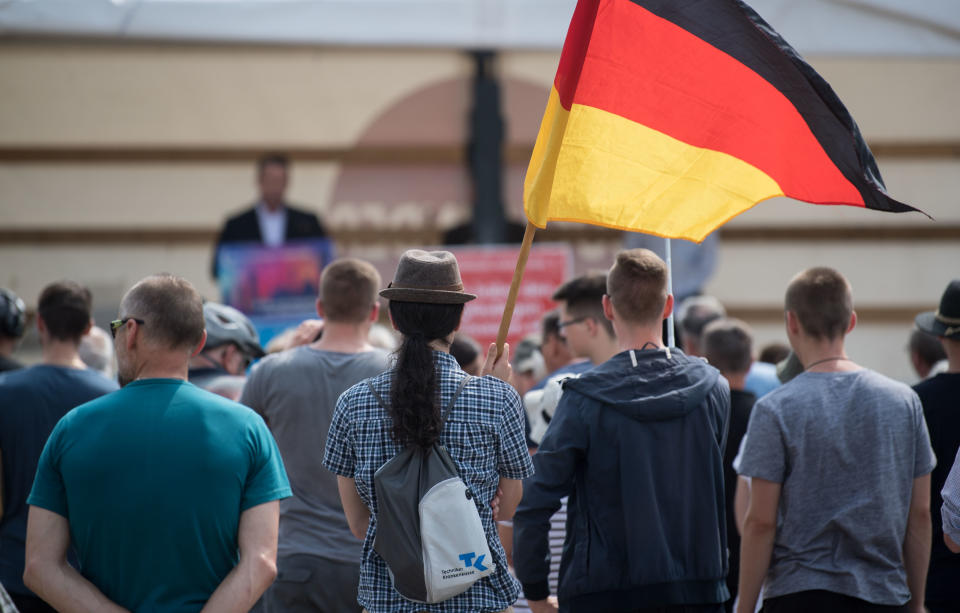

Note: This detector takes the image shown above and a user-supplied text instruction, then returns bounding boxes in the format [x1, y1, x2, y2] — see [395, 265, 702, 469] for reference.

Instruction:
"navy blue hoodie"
[513, 348, 730, 612]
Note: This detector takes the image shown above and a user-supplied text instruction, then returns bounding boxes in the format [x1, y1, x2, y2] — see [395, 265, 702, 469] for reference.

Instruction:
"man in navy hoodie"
[513, 248, 731, 613]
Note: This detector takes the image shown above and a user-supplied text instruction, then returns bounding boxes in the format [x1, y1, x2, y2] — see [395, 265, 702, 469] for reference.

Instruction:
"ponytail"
[388, 301, 464, 449]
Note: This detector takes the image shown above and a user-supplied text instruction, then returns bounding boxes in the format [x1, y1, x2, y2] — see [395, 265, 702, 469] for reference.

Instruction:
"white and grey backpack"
[366, 375, 495, 604]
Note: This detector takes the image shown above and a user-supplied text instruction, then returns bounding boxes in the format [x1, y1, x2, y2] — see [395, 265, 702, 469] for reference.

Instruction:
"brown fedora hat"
[380, 250, 477, 304]
[915, 279, 960, 339]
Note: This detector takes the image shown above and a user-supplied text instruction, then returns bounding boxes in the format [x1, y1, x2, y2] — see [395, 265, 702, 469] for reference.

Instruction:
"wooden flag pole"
[665, 237, 676, 348]
[496, 221, 537, 358]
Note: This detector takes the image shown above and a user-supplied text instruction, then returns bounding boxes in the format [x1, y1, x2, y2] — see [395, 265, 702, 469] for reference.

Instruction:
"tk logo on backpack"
[458, 552, 489, 572]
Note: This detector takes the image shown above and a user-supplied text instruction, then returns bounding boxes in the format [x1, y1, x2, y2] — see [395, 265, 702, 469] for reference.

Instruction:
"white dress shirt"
[255, 202, 287, 247]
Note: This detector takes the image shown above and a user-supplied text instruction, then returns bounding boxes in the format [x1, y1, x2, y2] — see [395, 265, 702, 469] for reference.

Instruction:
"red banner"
[450, 244, 573, 349]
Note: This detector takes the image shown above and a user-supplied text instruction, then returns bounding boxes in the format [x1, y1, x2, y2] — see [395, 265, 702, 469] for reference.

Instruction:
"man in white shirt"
[212, 153, 328, 278]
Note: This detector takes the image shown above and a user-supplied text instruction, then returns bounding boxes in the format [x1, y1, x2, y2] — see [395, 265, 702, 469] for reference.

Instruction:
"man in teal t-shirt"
[24, 274, 291, 613]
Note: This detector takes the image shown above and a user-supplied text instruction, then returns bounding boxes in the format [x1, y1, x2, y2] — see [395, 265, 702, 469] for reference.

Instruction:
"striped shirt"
[943, 448, 960, 545]
[511, 497, 567, 612]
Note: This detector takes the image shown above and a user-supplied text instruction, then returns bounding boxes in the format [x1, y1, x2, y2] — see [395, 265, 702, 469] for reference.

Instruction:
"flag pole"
[665, 237, 676, 348]
[496, 221, 537, 359]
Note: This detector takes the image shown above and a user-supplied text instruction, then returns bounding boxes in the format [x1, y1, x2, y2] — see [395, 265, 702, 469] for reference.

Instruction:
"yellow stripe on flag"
[524, 88, 785, 242]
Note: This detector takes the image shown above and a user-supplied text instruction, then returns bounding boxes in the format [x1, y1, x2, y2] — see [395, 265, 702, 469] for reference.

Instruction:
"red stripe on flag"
[564, 0, 863, 206]
[554, 0, 600, 111]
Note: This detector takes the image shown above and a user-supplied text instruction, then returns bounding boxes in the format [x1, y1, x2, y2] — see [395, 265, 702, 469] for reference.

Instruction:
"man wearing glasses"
[551, 272, 619, 368]
[23, 274, 291, 613]
[0, 281, 117, 613]
[523, 273, 617, 448]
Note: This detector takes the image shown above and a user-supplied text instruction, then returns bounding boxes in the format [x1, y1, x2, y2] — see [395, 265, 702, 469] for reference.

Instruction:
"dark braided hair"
[388, 300, 464, 449]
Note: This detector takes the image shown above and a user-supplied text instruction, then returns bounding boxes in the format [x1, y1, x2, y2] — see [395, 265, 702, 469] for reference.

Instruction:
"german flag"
[524, 0, 922, 242]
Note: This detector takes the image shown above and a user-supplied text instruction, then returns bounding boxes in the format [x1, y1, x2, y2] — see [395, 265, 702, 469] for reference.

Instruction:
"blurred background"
[1, 0, 958, 381]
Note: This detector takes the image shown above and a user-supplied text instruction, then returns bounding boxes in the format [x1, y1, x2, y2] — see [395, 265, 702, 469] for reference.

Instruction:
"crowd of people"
[1, 240, 959, 613]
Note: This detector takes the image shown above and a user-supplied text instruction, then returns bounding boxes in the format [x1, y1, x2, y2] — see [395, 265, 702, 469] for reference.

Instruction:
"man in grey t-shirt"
[734, 267, 935, 613]
[241, 258, 391, 613]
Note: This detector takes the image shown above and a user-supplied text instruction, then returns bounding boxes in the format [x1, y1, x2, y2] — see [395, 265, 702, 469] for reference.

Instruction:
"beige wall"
[0, 43, 472, 146]
[1, 41, 957, 382]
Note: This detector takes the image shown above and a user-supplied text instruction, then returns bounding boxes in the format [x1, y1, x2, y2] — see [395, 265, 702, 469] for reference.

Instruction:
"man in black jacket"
[513, 248, 730, 613]
[211, 153, 328, 279]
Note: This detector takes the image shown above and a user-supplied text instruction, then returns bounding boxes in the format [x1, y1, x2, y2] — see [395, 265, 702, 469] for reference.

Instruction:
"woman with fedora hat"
[323, 250, 534, 613]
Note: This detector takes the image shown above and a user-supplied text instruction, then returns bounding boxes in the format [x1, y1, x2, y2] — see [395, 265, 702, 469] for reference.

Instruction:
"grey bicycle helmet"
[0, 288, 26, 339]
[202, 302, 265, 358]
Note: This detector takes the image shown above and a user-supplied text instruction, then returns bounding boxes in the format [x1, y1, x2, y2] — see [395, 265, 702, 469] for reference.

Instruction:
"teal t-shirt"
[28, 378, 291, 612]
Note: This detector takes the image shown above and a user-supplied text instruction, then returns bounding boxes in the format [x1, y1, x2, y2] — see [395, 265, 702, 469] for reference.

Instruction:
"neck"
[261, 199, 283, 213]
[41, 339, 86, 369]
[725, 371, 748, 391]
[794, 337, 857, 372]
[428, 333, 454, 354]
[945, 340, 960, 373]
[312, 321, 373, 354]
[615, 323, 664, 356]
[0, 337, 16, 358]
[589, 333, 621, 365]
[134, 349, 191, 382]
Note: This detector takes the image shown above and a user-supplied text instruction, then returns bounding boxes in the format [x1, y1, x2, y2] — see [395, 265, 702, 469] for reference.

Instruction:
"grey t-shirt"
[241, 345, 392, 562]
[734, 368, 935, 606]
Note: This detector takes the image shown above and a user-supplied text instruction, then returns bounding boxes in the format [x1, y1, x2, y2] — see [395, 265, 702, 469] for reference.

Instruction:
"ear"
[190, 330, 208, 358]
[785, 310, 801, 336]
[602, 294, 615, 322]
[662, 294, 674, 320]
[315, 298, 325, 318]
[368, 301, 380, 323]
[124, 319, 140, 352]
[36, 315, 47, 334]
[846, 310, 857, 335]
[82, 318, 93, 337]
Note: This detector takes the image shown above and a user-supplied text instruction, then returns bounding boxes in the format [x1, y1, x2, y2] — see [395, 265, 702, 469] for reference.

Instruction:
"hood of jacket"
[563, 347, 719, 422]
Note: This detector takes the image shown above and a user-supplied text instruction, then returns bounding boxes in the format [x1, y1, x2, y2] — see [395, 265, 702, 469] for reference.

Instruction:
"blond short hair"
[319, 258, 381, 323]
[606, 249, 668, 324]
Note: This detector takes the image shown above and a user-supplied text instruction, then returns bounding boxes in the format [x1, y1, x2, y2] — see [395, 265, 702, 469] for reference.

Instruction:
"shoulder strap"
[366, 375, 473, 426]
[365, 378, 388, 408]
[441, 375, 473, 425]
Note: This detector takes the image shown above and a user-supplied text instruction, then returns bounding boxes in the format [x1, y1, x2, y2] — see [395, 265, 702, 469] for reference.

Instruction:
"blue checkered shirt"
[324, 351, 534, 613]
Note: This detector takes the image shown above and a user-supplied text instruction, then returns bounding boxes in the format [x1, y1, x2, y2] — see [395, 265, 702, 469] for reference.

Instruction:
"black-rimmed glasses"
[556, 316, 589, 330]
[109, 317, 145, 338]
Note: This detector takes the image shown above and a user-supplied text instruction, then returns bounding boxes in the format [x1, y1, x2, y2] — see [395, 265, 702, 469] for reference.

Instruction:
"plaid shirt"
[324, 351, 534, 613]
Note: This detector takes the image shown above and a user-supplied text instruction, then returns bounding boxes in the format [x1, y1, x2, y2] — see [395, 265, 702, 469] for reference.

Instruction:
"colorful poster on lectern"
[216, 238, 335, 346]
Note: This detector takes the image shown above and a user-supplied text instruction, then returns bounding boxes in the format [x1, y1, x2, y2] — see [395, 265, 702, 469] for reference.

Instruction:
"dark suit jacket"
[211, 204, 327, 278]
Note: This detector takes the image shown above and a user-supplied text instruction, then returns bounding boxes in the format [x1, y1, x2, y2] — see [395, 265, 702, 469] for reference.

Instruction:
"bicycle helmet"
[0, 288, 27, 339]
[202, 302, 265, 358]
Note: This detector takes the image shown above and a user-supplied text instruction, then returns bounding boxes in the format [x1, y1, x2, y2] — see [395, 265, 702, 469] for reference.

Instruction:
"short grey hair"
[677, 295, 726, 341]
[120, 274, 204, 350]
